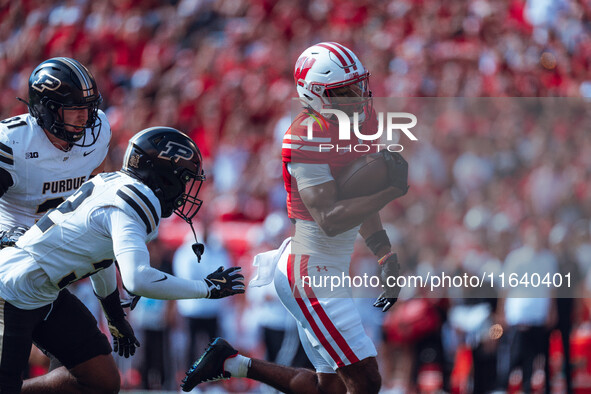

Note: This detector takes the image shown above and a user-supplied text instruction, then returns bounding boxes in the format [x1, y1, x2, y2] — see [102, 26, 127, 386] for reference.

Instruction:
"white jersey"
[0, 111, 111, 230]
[0, 171, 212, 310]
[16, 172, 160, 290]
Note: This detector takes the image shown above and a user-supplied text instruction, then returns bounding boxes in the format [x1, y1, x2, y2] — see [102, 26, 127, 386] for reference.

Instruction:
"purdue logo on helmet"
[158, 141, 194, 161]
[31, 73, 61, 93]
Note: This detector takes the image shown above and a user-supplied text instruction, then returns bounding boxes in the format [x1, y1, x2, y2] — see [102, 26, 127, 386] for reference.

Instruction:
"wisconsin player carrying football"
[0, 57, 133, 393]
[183, 43, 408, 394]
[0, 127, 245, 393]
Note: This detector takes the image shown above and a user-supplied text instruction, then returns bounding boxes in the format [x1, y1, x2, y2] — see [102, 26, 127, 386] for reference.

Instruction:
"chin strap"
[16, 97, 30, 107]
[188, 219, 205, 263]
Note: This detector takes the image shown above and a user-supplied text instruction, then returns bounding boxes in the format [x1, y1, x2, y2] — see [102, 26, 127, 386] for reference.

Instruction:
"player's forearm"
[314, 186, 399, 236]
[117, 249, 208, 300]
[359, 213, 391, 258]
[359, 213, 383, 239]
[125, 266, 208, 300]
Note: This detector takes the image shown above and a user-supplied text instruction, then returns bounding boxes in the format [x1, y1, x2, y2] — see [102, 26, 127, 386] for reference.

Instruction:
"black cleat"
[181, 337, 238, 392]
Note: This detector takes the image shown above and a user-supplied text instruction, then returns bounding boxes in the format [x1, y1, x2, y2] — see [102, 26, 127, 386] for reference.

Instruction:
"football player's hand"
[374, 252, 401, 312]
[380, 150, 409, 197]
[98, 289, 140, 358]
[0, 225, 29, 249]
[203, 266, 245, 299]
[108, 317, 140, 358]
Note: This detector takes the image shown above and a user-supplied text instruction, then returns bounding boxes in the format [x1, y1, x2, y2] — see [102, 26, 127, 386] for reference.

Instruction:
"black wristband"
[365, 229, 391, 256]
[97, 288, 125, 322]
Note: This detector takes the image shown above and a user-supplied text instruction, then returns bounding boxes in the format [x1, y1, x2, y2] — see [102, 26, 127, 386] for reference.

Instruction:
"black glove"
[204, 266, 245, 299]
[0, 225, 29, 249]
[108, 318, 140, 358]
[98, 289, 140, 358]
[373, 252, 401, 312]
[380, 150, 409, 197]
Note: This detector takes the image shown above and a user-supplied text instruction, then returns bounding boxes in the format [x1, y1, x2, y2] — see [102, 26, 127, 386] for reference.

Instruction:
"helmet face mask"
[26, 57, 102, 147]
[320, 77, 372, 117]
[122, 127, 206, 221]
[174, 168, 205, 222]
[294, 42, 372, 121]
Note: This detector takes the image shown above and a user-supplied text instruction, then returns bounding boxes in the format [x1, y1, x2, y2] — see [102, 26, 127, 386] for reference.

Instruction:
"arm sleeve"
[89, 263, 118, 297]
[289, 162, 333, 190]
[108, 208, 209, 299]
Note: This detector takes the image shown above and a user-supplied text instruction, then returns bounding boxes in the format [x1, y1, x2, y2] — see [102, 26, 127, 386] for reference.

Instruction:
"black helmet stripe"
[54, 57, 93, 97]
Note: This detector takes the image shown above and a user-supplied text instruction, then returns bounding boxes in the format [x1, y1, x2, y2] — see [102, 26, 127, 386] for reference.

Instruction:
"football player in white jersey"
[182, 43, 408, 394]
[0, 126, 245, 393]
[0, 57, 136, 393]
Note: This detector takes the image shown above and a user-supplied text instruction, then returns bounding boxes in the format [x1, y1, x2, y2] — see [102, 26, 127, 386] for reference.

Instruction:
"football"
[336, 152, 390, 199]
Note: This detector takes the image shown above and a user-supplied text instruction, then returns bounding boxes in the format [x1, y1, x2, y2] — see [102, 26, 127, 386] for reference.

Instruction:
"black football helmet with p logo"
[121, 127, 206, 221]
[23, 57, 102, 147]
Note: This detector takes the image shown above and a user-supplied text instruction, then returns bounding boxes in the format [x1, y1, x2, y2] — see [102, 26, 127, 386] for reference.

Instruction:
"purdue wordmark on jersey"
[42, 176, 87, 194]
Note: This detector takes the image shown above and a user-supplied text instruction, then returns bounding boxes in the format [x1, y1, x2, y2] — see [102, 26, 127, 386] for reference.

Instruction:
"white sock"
[223, 354, 251, 378]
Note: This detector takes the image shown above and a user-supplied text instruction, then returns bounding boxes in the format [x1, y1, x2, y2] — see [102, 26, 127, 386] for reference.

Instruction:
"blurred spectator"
[133, 297, 176, 390]
[496, 223, 558, 393]
[549, 222, 581, 394]
[172, 229, 231, 367]
[131, 239, 176, 390]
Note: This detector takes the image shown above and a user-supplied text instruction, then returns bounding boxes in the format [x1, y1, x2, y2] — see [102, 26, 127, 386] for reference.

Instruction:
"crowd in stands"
[2, 0, 591, 391]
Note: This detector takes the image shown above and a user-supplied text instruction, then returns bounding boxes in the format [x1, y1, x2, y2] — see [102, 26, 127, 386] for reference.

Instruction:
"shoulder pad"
[115, 181, 161, 235]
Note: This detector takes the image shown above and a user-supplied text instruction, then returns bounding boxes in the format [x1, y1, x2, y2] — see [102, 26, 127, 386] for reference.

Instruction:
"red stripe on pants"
[299, 255, 360, 364]
[287, 254, 346, 367]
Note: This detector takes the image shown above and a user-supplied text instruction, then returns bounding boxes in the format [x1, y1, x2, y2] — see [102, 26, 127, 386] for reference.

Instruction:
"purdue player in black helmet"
[0, 57, 136, 393]
[0, 127, 244, 393]
[121, 126, 206, 221]
[25, 57, 103, 147]
[0, 57, 109, 221]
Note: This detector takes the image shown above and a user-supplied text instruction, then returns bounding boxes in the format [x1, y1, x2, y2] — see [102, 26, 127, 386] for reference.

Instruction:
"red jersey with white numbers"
[281, 110, 378, 221]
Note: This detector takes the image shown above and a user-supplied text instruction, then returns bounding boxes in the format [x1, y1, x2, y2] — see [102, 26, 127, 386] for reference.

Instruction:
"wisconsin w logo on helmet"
[31, 73, 61, 93]
[158, 141, 194, 161]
